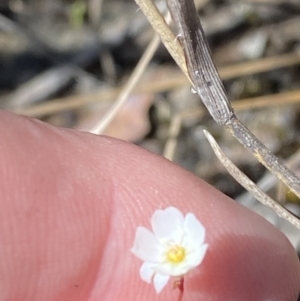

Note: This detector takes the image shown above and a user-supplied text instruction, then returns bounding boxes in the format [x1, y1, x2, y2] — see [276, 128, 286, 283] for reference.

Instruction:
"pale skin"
[0, 110, 299, 301]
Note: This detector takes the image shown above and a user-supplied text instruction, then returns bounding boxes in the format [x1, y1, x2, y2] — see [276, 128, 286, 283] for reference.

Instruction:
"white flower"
[131, 206, 208, 294]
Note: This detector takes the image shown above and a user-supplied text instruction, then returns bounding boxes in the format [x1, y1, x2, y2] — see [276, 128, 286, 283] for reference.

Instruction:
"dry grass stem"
[168, 0, 300, 200]
[15, 52, 300, 118]
[89, 33, 161, 134]
[237, 149, 300, 204]
[203, 129, 300, 230]
[242, 0, 297, 3]
[163, 114, 183, 160]
[88, 0, 104, 25]
[134, 0, 189, 79]
[89, 10, 177, 134]
[226, 117, 300, 199]
[220, 53, 300, 79]
[180, 89, 300, 120]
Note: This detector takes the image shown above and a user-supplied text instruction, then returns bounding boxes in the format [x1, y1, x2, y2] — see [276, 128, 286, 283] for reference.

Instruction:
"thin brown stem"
[177, 288, 184, 301]
[173, 277, 184, 301]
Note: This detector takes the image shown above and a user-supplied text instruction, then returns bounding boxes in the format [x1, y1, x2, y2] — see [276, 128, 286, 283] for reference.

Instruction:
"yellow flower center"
[167, 245, 185, 263]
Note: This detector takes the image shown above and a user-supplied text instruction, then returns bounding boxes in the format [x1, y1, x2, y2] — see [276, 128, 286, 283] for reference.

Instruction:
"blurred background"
[1, 0, 300, 252]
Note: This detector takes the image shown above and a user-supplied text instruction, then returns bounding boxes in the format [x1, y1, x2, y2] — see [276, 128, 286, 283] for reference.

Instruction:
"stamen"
[167, 246, 185, 263]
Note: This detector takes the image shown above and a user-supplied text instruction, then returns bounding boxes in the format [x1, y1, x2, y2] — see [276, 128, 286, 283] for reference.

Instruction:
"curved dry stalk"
[203, 130, 300, 230]
[89, 10, 176, 134]
[65, 0, 209, 135]
[89, 33, 161, 134]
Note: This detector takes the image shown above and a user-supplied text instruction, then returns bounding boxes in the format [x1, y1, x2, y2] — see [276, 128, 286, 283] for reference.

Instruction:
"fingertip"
[0, 111, 299, 301]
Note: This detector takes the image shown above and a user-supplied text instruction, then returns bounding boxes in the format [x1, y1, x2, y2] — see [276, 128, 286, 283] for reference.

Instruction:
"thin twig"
[7, 66, 76, 108]
[89, 9, 177, 134]
[180, 89, 300, 120]
[203, 130, 300, 230]
[14, 52, 300, 117]
[89, 32, 161, 134]
[88, 0, 104, 26]
[134, 0, 189, 79]
[90, 0, 213, 138]
[163, 114, 183, 160]
[237, 149, 300, 204]
[164, 92, 300, 162]
[220, 52, 300, 79]
[239, 0, 298, 4]
[225, 118, 300, 199]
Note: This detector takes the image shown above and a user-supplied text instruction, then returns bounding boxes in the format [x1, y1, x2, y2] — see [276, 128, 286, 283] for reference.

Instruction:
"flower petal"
[183, 213, 205, 248]
[131, 227, 160, 262]
[153, 244, 208, 276]
[185, 243, 208, 268]
[153, 261, 189, 276]
[151, 207, 184, 242]
[153, 273, 170, 294]
[140, 262, 155, 283]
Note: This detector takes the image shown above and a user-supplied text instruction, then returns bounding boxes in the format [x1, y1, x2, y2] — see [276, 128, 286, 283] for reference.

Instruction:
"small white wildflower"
[131, 206, 208, 294]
